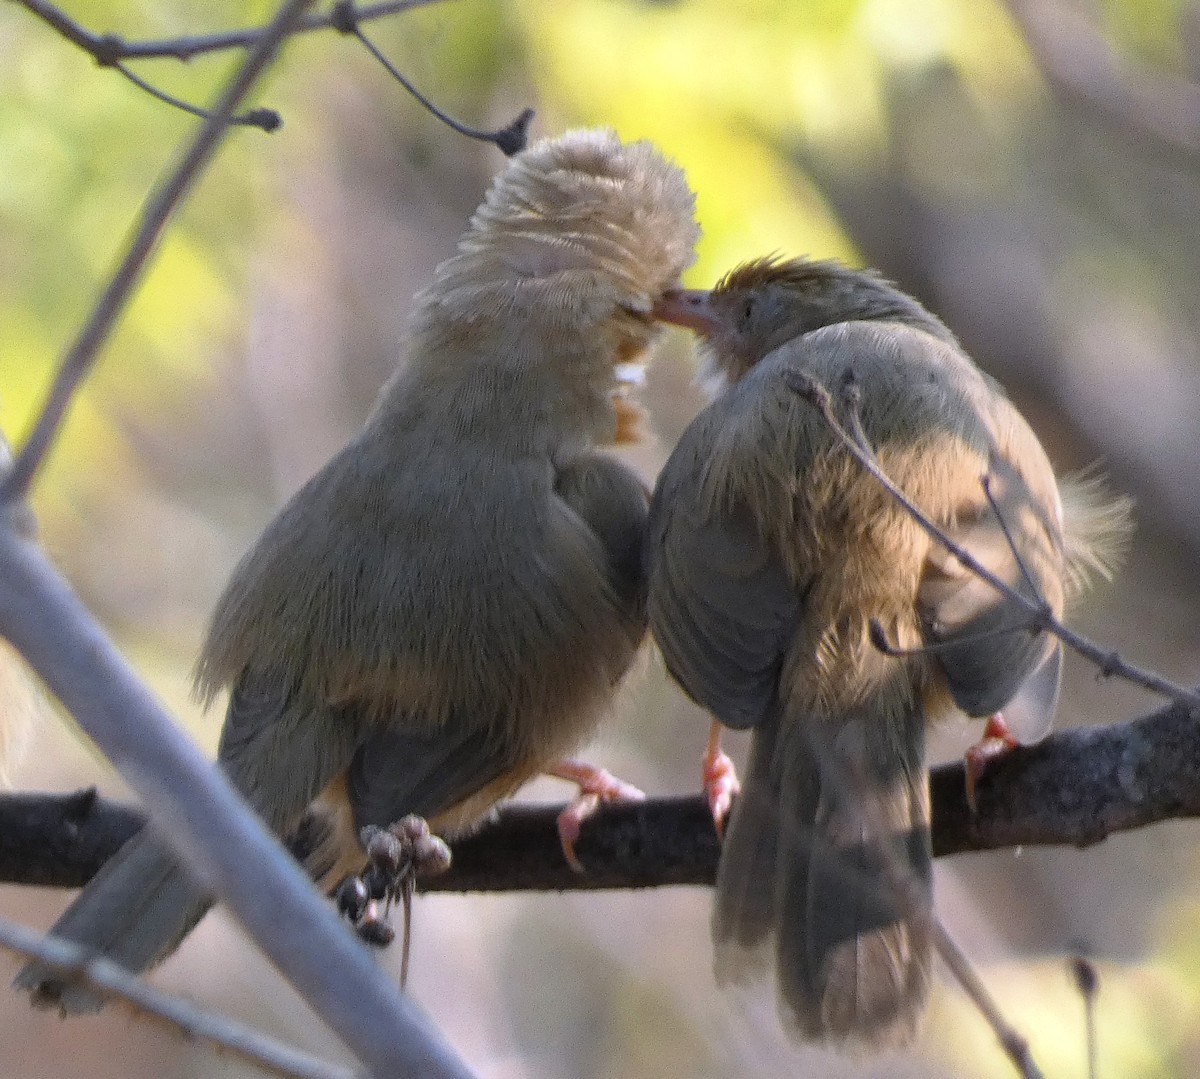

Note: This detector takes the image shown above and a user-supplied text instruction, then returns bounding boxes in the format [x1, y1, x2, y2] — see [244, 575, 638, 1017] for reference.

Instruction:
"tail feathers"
[14, 830, 211, 1013]
[714, 720, 785, 977]
[714, 706, 932, 1048]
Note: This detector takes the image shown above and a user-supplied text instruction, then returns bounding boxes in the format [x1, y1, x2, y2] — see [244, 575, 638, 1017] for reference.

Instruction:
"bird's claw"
[703, 723, 740, 839]
[548, 759, 646, 872]
[964, 713, 1020, 814]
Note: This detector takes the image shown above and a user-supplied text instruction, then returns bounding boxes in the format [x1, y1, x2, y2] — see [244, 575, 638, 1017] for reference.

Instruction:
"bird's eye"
[739, 296, 755, 326]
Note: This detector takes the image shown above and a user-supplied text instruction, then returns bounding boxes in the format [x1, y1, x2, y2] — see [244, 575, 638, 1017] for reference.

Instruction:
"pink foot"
[547, 759, 646, 873]
[964, 713, 1020, 813]
[703, 720, 740, 839]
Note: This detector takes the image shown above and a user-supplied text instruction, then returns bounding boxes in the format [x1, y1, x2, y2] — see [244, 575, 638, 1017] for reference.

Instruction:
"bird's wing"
[918, 434, 1064, 740]
[553, 452, 650, 634]
[647, 428, 799, 731]
[217, 669, 363, 834]
[344, 720, 522, 831]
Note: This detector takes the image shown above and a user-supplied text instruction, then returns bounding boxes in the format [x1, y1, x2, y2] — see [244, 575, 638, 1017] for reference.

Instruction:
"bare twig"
[14, 0, 447, 62]
[1, 0, 314, 502]
[981, 472, 1041, 599]
[14, 1, 283, 128]
[0, 916, 358, 1079]
[111, 61, 280, 131]
[329, 1, 534, 155]
[783, 369, 1200, 713]
[1071, 955, 1099, 1079]
[930, 919, 1041, 1078]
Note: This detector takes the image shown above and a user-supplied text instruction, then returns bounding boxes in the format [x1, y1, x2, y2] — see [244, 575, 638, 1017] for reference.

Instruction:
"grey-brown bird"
[17, 128, 698, 1012]
[646, 256, 1126, 1047]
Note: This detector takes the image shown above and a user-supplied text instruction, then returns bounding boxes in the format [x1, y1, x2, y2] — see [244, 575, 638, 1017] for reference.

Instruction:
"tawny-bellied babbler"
[17, 129, 699, 1012]
[646, 256, 1127, 1048]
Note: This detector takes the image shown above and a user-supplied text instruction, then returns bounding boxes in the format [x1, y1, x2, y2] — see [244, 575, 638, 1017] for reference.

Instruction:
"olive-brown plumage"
[17, 129, 698, 1012]
[647, 257, 1125, 1047]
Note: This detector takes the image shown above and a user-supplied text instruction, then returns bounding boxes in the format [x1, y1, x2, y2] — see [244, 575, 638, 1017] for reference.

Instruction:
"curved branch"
[15, 0, 448, 62]
[2, 0, 314, 501]
[2, 698, 1195, 892]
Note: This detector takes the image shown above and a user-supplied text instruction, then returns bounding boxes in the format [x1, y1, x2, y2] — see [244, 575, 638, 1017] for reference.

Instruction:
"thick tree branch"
[3, 699, 1196, 892]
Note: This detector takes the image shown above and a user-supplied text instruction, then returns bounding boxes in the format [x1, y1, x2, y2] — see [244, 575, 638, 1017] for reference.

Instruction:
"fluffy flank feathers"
[1058, 467, 1135, 599]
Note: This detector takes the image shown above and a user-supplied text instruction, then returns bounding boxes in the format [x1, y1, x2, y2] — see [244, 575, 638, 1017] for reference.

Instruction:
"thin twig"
[113, 61, 281, 131]
[1071, 956, 1099, 1079]
[930, 920, 1042, 1078]
[1, 0, 313, 502]
[0, 916, 359, 1079]
[400, 878, 414, 988]
[783, 369, 1200, 713]
[868, 615, 1033, 658]
[981, 472, 1042, 599]
[14, 0, 448, 61]
[330, 1, 533, 155]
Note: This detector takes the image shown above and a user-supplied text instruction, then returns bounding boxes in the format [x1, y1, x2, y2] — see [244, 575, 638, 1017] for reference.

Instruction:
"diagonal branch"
[783, 369, 1200, 713]
[2, 0, 316, 502]
[0, 916, 358, 1079]
[0, 479, 471, 1076]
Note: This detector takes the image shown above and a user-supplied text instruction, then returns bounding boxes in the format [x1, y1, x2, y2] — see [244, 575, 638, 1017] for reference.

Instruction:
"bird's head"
[654, 256, 950, 386]
[426, 129, 700, 360]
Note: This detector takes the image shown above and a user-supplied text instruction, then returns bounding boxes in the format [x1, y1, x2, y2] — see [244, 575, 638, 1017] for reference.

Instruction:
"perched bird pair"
[17, 125, 1124, 1057]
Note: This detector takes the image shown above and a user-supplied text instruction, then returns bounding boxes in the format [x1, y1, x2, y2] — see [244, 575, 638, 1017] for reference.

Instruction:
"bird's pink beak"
[652, 289, 722, 337]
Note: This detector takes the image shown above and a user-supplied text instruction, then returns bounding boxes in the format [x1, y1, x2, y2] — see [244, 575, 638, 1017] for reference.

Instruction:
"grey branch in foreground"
[0, 915, 356, 1079]
[0, 521, 470, 1079]
[2, 699, 1196, 893]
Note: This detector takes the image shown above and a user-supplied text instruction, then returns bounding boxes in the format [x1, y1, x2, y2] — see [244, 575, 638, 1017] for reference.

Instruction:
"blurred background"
[2, 0, 1200, 1075]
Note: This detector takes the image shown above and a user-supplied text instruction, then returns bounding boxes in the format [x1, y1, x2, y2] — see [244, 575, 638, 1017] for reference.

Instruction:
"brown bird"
[646, 256, 1126, 1047]
[17, 128, 699, 1012]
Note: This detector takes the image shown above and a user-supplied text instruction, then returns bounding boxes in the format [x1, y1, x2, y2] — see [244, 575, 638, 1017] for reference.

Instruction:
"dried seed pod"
[334, 875, 369, 922]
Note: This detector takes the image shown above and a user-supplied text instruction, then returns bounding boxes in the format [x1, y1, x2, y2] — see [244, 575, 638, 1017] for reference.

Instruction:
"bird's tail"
[714, 697, 932, 1048]
[14, 830, 210, 1013]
